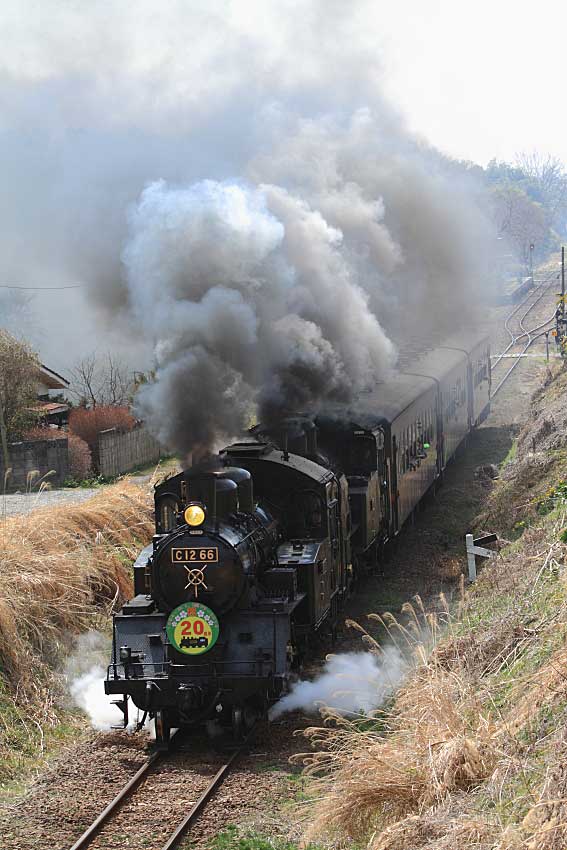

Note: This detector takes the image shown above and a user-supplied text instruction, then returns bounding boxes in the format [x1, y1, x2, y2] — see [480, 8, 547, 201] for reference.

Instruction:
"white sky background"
[0, 0, 564, 370]
[2, 0, 562, 164]
[379, 0, 566, 164]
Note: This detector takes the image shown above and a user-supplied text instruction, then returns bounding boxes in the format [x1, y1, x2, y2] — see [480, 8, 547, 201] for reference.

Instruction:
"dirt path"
[0, 475, 152, 518]
[1, 487, 101, 517]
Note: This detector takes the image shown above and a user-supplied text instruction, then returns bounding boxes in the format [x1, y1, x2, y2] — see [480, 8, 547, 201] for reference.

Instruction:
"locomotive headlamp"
[184, 503, 206, 527]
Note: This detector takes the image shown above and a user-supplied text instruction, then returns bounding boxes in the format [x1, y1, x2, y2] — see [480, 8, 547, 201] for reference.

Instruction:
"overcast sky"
[1, 0, 562, 166]
[379, 0, 565, 164]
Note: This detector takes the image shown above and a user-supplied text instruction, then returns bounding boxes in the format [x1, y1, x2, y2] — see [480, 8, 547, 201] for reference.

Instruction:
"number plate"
[171, 546, 219, 563]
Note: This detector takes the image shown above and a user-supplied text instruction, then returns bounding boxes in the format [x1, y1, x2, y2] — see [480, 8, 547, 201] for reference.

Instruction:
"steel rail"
[492, 313, 556, 397]
[160, 742, 247, 850]
[68, 747, 165, 850]
[492, 271, 557, 370]
[490, 270, 559, 397]
[68, 726, 254, 850]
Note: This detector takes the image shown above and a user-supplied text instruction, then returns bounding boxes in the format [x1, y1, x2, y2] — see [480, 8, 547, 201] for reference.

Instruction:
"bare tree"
[491, 184, 547, 269]
[516, 151, 567, 230]
[69, 351, 133, 407]
[0, 331, 40, 463]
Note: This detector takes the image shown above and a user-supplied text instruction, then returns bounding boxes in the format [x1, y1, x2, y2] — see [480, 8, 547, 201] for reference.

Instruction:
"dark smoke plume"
[0, 2, 498, 455]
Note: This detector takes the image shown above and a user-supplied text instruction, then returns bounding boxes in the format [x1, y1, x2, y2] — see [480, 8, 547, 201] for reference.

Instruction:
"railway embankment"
[0, 481, 153, 790]
[299, 361, 567, 850]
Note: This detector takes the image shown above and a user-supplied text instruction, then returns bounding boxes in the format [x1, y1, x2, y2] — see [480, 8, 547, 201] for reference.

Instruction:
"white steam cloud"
[69, 665, 118, 732]
[65, 632, 118, 730]
[270, 649, 408, 719]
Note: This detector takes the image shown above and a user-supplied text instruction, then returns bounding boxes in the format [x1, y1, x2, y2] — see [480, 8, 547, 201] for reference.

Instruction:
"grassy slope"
[296, 363, 567, 850]
[0, 481, 154, 795]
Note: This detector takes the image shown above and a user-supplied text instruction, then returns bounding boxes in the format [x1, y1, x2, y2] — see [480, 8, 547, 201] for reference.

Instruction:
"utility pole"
[545, 330, 550, 362]
[562, 247, 566, 359]
[530, 243, 535, 286]
[555, 247, 567, 358]
[562, 246, 565, 313]
[0, 389, 10, 475]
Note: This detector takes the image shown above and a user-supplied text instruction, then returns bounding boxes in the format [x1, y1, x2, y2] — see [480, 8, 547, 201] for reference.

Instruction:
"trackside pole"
[465, 533, 498, 582]
[466, 534, 476, 582]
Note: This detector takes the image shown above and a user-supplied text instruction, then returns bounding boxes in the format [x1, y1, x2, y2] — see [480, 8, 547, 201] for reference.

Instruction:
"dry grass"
[0, 479, 154, 783]
[0, 480, 153, 686]
[297, 501, 567, 848]
[297, 604, 498, 848]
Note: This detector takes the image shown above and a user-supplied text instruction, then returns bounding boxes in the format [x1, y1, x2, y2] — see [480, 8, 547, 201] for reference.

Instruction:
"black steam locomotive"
[105, 331, 490, 745]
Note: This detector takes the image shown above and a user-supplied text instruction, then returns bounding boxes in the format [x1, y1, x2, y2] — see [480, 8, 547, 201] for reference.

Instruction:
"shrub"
[67, 433, 92, 480]
[69, 405, 136, 458]
[536, 480, 567, 515]
[23, 426, 67, 441]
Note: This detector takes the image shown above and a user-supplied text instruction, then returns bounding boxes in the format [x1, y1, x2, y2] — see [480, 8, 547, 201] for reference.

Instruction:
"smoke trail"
[0, 2, 498, 439]
[125, 179, 395, 455]
[270, 649, 408, 719]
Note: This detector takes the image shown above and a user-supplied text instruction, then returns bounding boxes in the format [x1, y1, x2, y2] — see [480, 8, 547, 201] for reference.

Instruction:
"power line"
[0, 284, 83, 290]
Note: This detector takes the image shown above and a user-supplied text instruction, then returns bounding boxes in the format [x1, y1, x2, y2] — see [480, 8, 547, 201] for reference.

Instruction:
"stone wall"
[1, 438, 69, 492]
[98, 426, 162, 478]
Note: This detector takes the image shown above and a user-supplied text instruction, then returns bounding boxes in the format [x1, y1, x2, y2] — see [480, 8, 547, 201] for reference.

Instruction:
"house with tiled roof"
[31, 364, 70, 426]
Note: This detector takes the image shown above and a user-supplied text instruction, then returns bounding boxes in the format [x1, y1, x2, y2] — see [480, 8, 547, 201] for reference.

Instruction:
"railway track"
[68, 729, 254, 850]
[491, 271, 560, 396]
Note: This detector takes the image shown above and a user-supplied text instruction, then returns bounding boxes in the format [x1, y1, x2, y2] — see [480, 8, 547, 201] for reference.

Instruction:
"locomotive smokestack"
[218, 467, 254, 514]
[183, 472, 217, 524]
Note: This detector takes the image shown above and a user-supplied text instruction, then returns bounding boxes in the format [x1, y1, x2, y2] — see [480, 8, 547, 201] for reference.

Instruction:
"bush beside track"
[0, 481, 153, 786]
[300, 363, 567, 850]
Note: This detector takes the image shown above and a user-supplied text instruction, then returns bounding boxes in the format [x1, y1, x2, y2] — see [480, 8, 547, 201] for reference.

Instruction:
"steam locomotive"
[105, 331, 491, 745]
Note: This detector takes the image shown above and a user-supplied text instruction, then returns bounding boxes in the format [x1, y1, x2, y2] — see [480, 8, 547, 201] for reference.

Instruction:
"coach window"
[376, 429, 385, 476]
[295, 491, 326, 536]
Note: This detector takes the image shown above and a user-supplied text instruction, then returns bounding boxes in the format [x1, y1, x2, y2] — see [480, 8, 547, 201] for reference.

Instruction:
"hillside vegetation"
[0, 481, 153, 786]
[300, 364, 567, 850]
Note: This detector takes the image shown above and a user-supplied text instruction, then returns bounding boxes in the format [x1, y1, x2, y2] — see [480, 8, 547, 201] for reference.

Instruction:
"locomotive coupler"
[177, 683, 204, 715]
[144, 679, 162, 710]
